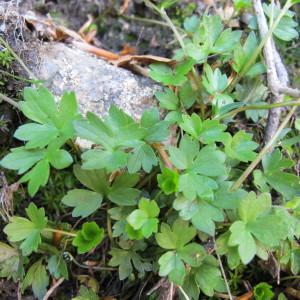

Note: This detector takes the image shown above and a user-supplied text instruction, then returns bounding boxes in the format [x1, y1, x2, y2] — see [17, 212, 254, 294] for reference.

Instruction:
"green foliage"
[254, 149, 300, 199]
[127, 198, 160, 238]
[4, 203, 47, 256]
[0, 49, 14, 68]
[72, 222, 104, 254]
[254, 282, 274, 300]
[1, 3, 300, 299]
[263, 3, 299, 41]
[72, 286, 99, 300]
[21, 259, 49, 300]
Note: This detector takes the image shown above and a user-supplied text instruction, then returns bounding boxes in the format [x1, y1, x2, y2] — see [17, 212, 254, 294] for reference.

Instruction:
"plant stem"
[214, 238, 234, 300]
[227, 0, 292, 92]
[215, 99, 300, 120]
[0, 36, 37, 81]
[65, 252, 116, 271]
[0, 92, 20, 108]
[43, 228, 77, 238]
[231, 106, 297, 191]
[152, 143, 173, 169]
[160, 7, 186, 52]
[177, 286, 191, 300]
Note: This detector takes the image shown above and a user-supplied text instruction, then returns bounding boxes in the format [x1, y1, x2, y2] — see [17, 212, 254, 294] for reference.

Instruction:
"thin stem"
[227, 0, 292, 92]
[0, 92, 20, 108]
[65, 252, 117, 271]
[177, 286, 191, 300]
[215, 99, 300, 120]
[0, 69, 40, 84]
[231, 106, 297, 191]
[152, 143, 173, 169]
[214, 238, 234, 300]
[43, 228, 77, 238]
[43, 278, 64, 300]
[160, 7, 186, 52]
[0, 36, 37, 81]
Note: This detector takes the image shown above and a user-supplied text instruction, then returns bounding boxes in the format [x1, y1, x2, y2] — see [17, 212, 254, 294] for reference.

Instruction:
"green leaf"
[81, 148, 128, 172]
[19, 159, 50, 196]
[127, 198, 160, 238]
[193, 144, 226, 177]
[254, 282, 274, 300]
[4, 203, 47, 256]
[178, 243, 207, 267]
[62, 189, 103, 218]
[20, 86, 57, 124]
[202, 64, 228, 95]
[225, 131, 258, 162]
[109, 242, 151, 280]
[72, 286, 99, 300]
[155, 88, 180, 110]
[0, 147, 45, 174]
[108, 173, 140, 206]
[200, 119, 229, 144]
[234, 0, 252, 11]
[212, 29, 241, 53]
[0, 242, 22, 281]
[260, 149, 300, 199]
[191, 200, 224, 235]
[180, 113, 202, 139]
[238, 192, 271, 223]
[228, 221, 256, 264]
[149, 63, 186, 86]
[14, 123, 58, 149]
[128, 143, 157, 173]
[47, 148, 73, 169]
[158, 251, 186, 285]
[156, 219, 196, 250]
[184, 15, 200, 33]
[72, 222, 104, 254]
[194, 256, 224, 297]
[157, 168, 179, 195]
[263, 3, 298, 41]
[179, 172, 218, 200]
[48, 255, 69, 279]
[73, 165, 109, 195]
[21, 260, 49, 300]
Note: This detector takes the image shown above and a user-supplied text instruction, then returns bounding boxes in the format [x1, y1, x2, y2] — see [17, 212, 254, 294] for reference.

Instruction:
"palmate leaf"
[224, 131, 258, 162]
[263, 3, 299, 41]
[4, 203, 47, 256]
[228, 192, 290, 264]
[174, 196, 224, 235]
[255, 149, 300, 199]
[109, 241, 151, 280]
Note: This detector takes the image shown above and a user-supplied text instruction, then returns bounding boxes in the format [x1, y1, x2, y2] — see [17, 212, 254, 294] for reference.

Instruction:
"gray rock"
[29, 42, 160, 120]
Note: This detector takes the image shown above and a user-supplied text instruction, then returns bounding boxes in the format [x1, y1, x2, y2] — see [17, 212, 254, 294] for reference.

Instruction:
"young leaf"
[127, 198, 160, 238]
[72, 222, 104, 254]
[157, 168, 179, 195]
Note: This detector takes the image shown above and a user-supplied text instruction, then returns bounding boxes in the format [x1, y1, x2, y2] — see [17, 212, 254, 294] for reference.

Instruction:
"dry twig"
[43, 278, 64, 300]
[253, 0, 300, 144]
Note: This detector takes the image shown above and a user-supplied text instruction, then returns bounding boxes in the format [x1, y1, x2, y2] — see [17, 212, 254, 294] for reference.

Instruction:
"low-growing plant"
[0, 0, 300, 299]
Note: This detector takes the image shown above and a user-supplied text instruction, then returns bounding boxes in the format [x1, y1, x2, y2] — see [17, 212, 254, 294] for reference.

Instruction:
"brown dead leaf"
[113, 54, 173, 66]
[120, 44, 137, 56]
[236, 291, 253, 300]
[72, 41, 120, 60]
[120, 0, 131, 14]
